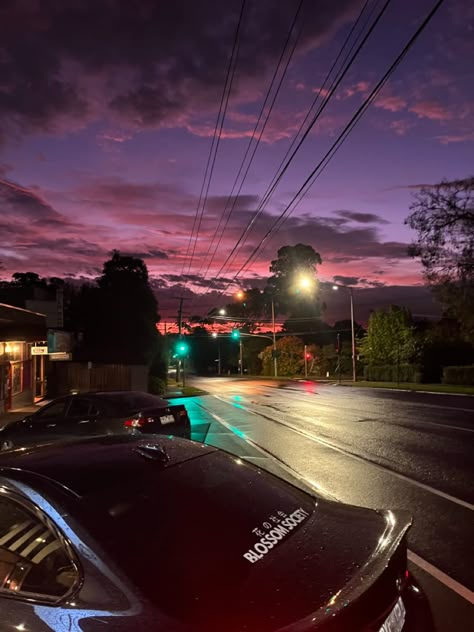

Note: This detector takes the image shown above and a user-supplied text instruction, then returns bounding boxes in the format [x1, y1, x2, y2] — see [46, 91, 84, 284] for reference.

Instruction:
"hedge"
[442, 365, 474, 385]
[363, 364, 423, 383]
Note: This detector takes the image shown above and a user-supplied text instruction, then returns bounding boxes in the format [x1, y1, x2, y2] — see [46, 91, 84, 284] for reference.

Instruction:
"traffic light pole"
[239, 339, 243, 376]
[304, 344, 308, 378]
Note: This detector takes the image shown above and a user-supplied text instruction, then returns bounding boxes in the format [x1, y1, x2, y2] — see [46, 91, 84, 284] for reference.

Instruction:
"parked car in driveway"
[0, 434, 433, 631]
[0, 391, 190, 451]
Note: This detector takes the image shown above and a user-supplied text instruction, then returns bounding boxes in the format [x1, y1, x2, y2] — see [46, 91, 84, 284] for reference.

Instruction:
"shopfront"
[0, 304, 47, 414]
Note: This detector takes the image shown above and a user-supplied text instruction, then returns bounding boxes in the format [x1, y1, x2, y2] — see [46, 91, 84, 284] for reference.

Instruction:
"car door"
[65, 397, 102, 436]
[23, 398, 72, 445]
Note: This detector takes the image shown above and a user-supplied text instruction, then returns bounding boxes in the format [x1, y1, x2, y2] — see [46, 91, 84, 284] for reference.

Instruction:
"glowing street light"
[295, 273, 316, 293]
[218, 308, 226, 316]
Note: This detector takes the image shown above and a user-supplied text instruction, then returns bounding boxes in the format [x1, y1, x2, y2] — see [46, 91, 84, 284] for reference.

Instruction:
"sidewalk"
[0, 404, 42, 428]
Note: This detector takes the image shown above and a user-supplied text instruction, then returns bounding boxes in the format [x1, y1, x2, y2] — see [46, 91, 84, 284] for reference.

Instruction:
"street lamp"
[295, 273, 315, 293]
[211, 332, 221, 375]
[332, 284, 356, 382]
[218, 308, 226, 316]
[235, 289, 278, 378]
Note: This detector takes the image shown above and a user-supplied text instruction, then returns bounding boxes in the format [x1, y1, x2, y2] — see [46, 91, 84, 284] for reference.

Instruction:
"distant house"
[0, 303, 47, 413]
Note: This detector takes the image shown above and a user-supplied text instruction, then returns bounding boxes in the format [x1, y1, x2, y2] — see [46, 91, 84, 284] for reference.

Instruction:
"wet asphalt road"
[173, 377, 474, 632]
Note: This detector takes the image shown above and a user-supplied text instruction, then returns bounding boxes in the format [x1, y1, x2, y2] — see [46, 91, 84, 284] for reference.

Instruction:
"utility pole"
[271, 297, 278, 378]
[171, 296, 190, 385]
[176, 297, 183, 383]
[350, 288, 356, 382]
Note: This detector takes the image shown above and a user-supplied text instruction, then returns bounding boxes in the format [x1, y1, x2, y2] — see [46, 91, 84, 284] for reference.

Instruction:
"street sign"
[31, 346, 48, 355]
[49, 352, 72, 361]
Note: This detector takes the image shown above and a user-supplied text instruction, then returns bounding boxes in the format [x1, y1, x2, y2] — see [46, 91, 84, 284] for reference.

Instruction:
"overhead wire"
[196, 0, 385, 299]
[224, 0, 447, 292]
[196, 0, 306, 283]
[179, 0, 247, 294]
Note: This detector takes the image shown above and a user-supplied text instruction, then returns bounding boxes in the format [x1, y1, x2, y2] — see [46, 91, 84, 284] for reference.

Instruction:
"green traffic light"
[176, 341, 189, 356]
[231, 329, 240, 340]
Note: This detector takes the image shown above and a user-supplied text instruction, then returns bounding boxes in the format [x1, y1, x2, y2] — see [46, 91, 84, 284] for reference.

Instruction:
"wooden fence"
[48, 363, 148, 395]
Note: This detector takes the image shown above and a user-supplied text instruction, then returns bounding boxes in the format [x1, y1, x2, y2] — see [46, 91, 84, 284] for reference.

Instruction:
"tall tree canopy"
[359, 305, 418, 366]
[80, 251, 160, 364]
[266, 244, 323, 327]
[406, 177, 474, 341]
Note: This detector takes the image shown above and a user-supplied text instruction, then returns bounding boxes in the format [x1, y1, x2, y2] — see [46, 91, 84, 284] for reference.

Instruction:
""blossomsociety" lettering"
[243, 508, 310, 563]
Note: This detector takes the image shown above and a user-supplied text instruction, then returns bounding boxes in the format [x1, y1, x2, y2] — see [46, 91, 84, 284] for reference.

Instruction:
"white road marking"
[195, 402, 336, 501]
[269, 388, 474, 433]
[212, 394, 474, 511]
[203, 396, 474, 605]
[407, 550, 474, 605]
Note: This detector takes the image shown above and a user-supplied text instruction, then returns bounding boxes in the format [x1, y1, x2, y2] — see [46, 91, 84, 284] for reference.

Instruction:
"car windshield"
[75, 451, 314, 628]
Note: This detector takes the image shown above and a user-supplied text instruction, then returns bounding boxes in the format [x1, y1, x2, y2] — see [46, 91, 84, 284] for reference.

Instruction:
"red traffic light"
[305, 353, 311, 360]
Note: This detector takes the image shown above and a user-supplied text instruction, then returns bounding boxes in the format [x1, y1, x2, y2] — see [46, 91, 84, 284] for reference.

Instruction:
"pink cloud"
[436, 131, 474, 144]
[339, 80, 370, 100]
[374, 95, 407, 113]
[389, 119, 414, 136]
[311, 86, 330, 98]
[409, 101, 452, 121]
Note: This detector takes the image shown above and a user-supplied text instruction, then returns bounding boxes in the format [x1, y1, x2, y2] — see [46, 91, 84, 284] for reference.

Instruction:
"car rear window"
[96, 392, 166, 411]
[76, 451, 314, 626]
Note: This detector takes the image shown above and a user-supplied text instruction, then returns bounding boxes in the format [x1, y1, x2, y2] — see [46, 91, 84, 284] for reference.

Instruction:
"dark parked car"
[0, 434, 433, 631]
[0, 391, 190, 451]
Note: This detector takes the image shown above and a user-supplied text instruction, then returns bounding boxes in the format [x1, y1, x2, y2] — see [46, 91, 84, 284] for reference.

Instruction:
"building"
[0, 303, 47, 414]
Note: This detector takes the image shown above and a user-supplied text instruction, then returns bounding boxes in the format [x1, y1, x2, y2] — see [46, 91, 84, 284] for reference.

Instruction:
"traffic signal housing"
[231, 329, 240, 340]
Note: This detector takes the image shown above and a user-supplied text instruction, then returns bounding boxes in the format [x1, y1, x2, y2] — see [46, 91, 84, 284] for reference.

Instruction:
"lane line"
[198, 397, 474, 605]
[407, 550, 474, 605]
[270, 389, 474, 433]
[194, 401, 336, 501]
[213, 394, 474, 511]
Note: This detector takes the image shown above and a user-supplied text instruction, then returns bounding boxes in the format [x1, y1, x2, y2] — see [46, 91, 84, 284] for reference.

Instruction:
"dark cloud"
[336, 210, 389, 224]
[0, 0, 361, 141]
[0, 178, 64, 222]
[319, 284, 442, 325]
[387, 176, 474, 191]
[122, 249, 169, 260]
[160, 274, 235, 290]
[229, 208, 410, 263]
[332, 275, 359, 285]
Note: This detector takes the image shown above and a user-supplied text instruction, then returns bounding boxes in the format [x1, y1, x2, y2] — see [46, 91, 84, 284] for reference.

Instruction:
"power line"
[196, 0, 306, 284]
[220, 0, 447, 295]
[198, 0, 388, 298]
[180, 0, 247, 290]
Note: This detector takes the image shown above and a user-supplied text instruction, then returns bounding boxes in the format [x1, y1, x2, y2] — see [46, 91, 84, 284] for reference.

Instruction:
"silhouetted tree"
[79, 251, 161, 365]
[406, 177, 474, 342]
[266, 244, 324, 326]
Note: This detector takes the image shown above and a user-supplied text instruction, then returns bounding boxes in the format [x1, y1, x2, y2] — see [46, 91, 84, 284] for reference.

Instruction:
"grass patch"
[164, 380, 207, 398]
[346, 381, 474, 395]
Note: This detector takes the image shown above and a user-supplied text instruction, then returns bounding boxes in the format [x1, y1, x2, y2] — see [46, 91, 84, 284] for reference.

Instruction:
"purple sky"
[0, 0, 472, 323]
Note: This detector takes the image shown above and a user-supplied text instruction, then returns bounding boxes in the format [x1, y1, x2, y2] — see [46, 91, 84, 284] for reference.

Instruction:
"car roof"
[64, 390, 166, 399]
[0, 435, 215, 497]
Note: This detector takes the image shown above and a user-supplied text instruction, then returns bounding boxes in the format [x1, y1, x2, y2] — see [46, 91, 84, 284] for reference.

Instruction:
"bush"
[442, 365, 474, 385]
[148, 376, 167, 395]
[363, 364, 423, 382]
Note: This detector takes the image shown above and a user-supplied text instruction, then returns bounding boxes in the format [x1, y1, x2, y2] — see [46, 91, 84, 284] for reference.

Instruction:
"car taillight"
[124, 417, 145, 428]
